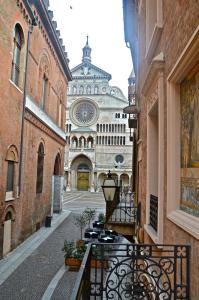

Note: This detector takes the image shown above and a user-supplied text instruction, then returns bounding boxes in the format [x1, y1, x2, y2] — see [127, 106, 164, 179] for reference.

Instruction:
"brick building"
[0, 0, 71, 258]
[123, 0, 199, 298]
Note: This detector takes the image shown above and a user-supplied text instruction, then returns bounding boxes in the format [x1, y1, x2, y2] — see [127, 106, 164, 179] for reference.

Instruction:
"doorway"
[77, 172, 89, 190]
[3, 211, 12, 256]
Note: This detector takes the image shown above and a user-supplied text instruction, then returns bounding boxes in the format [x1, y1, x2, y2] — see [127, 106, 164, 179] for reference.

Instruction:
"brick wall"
[0, 0, 70, 256]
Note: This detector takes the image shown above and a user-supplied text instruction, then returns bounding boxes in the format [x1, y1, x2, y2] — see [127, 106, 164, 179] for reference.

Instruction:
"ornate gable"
[71, 63, 111, 80]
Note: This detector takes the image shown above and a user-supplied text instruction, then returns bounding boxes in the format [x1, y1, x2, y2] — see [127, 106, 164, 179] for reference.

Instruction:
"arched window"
[87, 85, 91, 94]
[79, 86, 84, 94]
[106, 124, 108, 132]
[73, 86, 77, 94]
[5, 145, 18, 200]
[41, 74, 48, 109]
[39, 53, 50, 109]
[54, 153, 61, 175]
[36, 143, 44, 194]
[100, 124, 102, 132]
[94, 86, 98, 94]
[11, 24, 24, 86]
[97, 124, 99, 132]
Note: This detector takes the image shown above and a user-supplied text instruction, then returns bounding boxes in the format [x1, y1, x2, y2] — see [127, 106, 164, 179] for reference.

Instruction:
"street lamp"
[101, 170, 117, 201]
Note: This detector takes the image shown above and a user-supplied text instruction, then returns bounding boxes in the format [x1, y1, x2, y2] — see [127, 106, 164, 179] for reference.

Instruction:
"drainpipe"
[18, 11, 37, 195]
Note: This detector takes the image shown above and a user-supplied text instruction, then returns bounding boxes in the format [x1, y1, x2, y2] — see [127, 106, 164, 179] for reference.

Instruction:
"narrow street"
[0, 192, 105, 300]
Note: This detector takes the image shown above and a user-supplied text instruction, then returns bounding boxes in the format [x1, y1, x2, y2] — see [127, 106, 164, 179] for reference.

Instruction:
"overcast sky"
[49, 0, 132, 97]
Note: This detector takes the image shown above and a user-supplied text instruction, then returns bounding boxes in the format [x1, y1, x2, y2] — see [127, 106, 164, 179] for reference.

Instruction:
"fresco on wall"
[180, 66, 199, 217]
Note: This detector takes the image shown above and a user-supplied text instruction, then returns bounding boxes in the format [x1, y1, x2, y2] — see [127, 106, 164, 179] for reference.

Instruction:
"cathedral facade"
[65, 38, 132, 192]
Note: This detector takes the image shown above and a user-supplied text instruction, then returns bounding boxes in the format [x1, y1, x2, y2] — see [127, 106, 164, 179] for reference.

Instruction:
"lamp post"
[102, 170, 120, 226]
[101, 170, 117, 202]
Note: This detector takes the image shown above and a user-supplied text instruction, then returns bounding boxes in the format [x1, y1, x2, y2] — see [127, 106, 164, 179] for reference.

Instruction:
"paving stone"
[0, 214, 80, 300]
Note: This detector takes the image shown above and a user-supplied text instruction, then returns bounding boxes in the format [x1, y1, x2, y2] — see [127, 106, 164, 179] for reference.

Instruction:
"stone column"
[66, 170, 71, 191]
[90, 171, 95, 192]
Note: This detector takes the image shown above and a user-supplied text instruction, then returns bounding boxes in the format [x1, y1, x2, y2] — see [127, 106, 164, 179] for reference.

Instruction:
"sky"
[49, 0, 132, 97]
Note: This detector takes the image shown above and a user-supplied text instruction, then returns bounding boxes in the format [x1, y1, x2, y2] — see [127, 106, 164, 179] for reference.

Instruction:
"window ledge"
[145, 24, 163, 63]
[144, 224, 162, 246]
[167, 210, 199, 240]
[5, 197, 15, 202]
[9, 79, 23, 93]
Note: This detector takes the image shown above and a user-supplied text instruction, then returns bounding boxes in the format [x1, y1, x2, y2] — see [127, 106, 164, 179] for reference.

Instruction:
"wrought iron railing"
[108, 203, 137, 224]
[70, 243, 190, 300]
[106, 191, 137, 225]
[149, 194, 158, 232]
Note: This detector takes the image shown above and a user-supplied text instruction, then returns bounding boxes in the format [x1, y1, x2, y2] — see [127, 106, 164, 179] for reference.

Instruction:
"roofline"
[71, 62, 112, 80]
[30, 0, 72, 81]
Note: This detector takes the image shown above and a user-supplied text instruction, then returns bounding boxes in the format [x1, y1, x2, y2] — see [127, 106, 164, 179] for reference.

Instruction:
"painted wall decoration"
[180, 66, 199, 217]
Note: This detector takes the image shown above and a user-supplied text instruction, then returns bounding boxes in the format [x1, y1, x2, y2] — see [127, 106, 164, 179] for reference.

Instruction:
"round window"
[115, 154, 124, 164]
[70, 99, 99, 126]
[75, 102, 95, 123]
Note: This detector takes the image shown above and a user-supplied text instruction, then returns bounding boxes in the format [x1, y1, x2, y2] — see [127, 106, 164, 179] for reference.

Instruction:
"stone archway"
[97, 173, 107, 191]
[70, 155, 93, 191]
[52, 152, 63, 213]
[54, 153, 61, 175]
[120, 173, 130, 189]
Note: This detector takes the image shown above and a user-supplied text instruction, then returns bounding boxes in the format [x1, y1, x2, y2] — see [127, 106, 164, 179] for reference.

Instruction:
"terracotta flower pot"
[65, 257, 82, 271]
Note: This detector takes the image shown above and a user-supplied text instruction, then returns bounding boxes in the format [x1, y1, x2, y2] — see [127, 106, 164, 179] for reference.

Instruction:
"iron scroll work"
[89, 243, 190, 300]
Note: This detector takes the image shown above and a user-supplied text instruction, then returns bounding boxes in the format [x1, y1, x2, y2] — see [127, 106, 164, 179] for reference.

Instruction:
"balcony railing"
[70, 243, 190, 300]
[106, 191, 137, 225]
[149, 194, 158, 232]
[108, 203, 137, 224]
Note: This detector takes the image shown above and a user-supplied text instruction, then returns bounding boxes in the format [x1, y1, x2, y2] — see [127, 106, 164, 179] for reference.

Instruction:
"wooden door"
[77, 172, 89, 190]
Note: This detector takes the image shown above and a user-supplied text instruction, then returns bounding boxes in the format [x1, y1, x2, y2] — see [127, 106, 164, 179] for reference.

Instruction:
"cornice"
[30, 0, 72, 81]
[25, 110, 65, 146]
[25, 95, 66, 141]
[141, 52, 165, 96]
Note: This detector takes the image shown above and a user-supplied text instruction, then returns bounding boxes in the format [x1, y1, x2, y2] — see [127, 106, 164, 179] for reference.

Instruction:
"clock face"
[70, 99, 99, 126]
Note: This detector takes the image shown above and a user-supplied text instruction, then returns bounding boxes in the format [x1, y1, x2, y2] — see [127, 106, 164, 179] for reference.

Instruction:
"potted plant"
[73, 212, 87, 246]
[93, 212, 105, 229]
[62, 240, 87, 270]
[98, 212, 105, 223]
[83, 207, 96, 229]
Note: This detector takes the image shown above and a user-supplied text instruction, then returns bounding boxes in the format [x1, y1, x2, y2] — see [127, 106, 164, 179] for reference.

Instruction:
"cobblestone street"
[0, 192, 105, 300]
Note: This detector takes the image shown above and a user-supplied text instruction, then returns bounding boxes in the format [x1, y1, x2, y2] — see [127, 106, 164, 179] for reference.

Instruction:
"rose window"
[75, 102, 95, 123]
[70, 100, 99, 126]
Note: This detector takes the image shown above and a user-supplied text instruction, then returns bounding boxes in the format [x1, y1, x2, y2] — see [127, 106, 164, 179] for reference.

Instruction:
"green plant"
[98, 212, 105, 223]
[83, 208, 96, 228]
[73, 244, 87, 259]
[62, 240, 75, 259]
[73, 213, 87, 240]
[62, 240, 87, 260]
